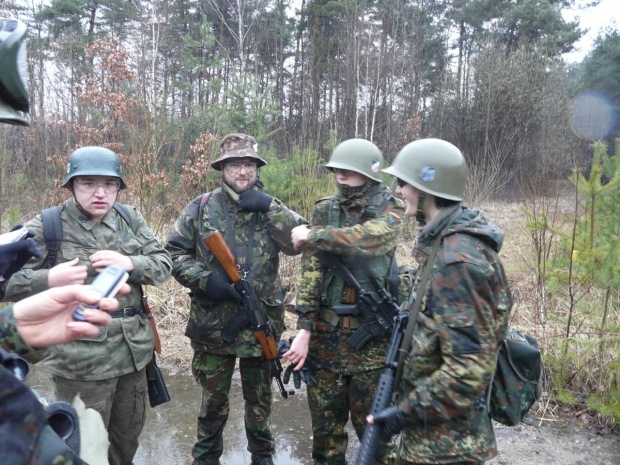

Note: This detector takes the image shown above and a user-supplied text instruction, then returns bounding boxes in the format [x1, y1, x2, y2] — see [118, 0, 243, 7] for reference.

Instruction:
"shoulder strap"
[113, 203, 136, 232]
[41, 206, 63, 269]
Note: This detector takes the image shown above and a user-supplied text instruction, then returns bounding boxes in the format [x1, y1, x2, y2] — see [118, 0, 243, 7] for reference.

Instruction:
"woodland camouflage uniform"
[165, 134, 306, 465]
[396, 208, 512, 464]
[296, 178, 405, 464]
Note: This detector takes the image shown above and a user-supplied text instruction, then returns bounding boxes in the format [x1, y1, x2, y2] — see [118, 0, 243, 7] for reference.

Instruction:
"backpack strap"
[41, 206, 63, 269]
[113, 203, 136, 233]
[42, 203, 136, 269]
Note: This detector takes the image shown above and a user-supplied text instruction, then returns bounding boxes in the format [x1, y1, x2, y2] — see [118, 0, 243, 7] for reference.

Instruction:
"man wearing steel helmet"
[283, 139, 405, 464]
[165, 133, 306, 465]
[367, 139, 513, 464]
[2, 145, 173, 465]
[0, 17, 130, 465]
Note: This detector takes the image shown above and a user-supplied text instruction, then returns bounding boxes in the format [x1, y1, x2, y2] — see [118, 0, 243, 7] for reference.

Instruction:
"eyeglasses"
[74, 178, 122, 194]
[225, 162, 257, 173]
[396, 178, 408, 188]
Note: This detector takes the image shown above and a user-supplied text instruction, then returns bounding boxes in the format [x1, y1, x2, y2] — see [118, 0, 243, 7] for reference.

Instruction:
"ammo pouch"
[319, 307, 362, 329]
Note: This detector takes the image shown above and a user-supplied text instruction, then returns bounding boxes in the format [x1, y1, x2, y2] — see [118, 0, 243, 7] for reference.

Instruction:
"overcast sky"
[562, 0, 620, 63]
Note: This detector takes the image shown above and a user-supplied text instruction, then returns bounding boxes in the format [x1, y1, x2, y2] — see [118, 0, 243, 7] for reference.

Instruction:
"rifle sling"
[393, 208, 462, 395]
[392, 234, 441, 396]
[220, 193, 256, 274]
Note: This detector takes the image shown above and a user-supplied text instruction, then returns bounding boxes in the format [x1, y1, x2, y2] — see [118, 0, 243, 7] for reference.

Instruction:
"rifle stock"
[202, 230, 294, 399]
[203, 231, 242, 282]
[142, 296, 161, 354]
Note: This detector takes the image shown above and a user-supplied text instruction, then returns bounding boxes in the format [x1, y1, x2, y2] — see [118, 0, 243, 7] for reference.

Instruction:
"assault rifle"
[316, 251, 399, 350]
[203, 231, 294, 399]
[355, 307, 409, 465]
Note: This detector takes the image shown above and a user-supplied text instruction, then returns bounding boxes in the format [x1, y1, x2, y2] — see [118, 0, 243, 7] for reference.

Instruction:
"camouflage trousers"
[191, 351, 275, 463]
[52, 367, 147, 465]
[397, 459, 483, 465]
[307, 367, 397, 465]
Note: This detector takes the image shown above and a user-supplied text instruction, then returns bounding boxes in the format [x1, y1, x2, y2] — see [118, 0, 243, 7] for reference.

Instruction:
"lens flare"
[571, 91, 617, 141]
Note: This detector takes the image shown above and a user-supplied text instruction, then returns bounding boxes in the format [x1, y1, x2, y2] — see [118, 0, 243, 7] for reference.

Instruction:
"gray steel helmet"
[61, 146, 127, 189]
[325, 139, 384, 182]
[211, 133, 267, 171]
[382, 138, 467, 201]
[0, 18, 29, 126]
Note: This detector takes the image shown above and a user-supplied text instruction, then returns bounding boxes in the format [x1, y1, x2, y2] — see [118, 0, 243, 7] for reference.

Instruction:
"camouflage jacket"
[2, 199, 172, 380]
[398, 207, 513, 463]
[1, 307, 85, 464]
[165, 184, 306, 357]
[295, 182, 405, 373]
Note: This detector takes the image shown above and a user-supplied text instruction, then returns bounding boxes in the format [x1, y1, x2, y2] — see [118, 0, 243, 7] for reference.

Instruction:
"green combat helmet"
[325, 139, 384, 182]
[0, 18, 29, 126]
[61, 146, 127, 189]
[211, 133, 267, 171]
[383, 138, 467, 201]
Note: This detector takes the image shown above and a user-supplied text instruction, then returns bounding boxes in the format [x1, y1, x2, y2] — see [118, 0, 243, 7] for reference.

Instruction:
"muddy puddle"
[26, 364, 619, 465]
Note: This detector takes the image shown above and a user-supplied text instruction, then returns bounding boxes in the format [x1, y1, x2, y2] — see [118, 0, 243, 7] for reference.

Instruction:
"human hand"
[12, 283, 130, 349]
[367, 405, 406, 439]
[89, 250, 134, 273]
[291, 225, 310, 250]
[48, 258, 88, 287]
[282, 329, 311, 368]
[203, 274, 242, 304]
[0, 226, 41, 280]
[238, 189, 273, 213]
[282, 356, 320, 389]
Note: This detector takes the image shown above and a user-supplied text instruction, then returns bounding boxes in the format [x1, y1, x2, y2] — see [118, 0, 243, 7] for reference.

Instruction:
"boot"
[251, 455, 274, 465]
[192, 459, 221, 465]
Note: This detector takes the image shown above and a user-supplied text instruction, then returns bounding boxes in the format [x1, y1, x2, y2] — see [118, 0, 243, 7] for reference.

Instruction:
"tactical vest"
[319, 185, 397, 314]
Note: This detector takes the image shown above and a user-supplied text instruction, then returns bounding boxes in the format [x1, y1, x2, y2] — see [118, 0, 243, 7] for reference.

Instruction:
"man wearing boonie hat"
[166, 133, 307, 465]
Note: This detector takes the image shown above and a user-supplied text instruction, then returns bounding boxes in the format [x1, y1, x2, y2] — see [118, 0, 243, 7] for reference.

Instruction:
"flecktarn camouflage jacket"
[165, 184, 306, 357]
[398, 207, 513, 464]
[295, 182, 405, 374]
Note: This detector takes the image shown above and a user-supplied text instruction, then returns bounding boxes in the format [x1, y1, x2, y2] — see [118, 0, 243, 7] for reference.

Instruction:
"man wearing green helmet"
[283, 139, 405, 464]
[368, 139, 513, 465]
[2, 145, 173, 465]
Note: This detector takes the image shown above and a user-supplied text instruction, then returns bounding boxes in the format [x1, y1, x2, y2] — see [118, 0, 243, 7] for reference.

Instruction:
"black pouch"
[146, 353, 171, 408]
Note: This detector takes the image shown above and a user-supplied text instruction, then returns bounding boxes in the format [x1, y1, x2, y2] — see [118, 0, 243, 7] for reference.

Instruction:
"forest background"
[0, 0, 619, 431]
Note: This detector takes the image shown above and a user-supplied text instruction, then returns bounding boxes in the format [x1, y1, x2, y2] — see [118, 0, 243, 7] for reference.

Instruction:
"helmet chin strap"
[415, 192, 426, 226]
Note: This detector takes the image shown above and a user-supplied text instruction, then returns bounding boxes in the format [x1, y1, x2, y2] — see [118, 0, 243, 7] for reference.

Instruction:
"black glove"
[278, 337, 321, 389]
[283, 362, 320, 389]
[0, 225, 41, 280]
[203, 274, 242, 304]
[372, 405, 407, 439]
[239, 189, 272, 213]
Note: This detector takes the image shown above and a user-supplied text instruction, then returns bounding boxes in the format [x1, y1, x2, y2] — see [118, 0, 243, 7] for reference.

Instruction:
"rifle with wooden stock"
[202, 230, 294, 399]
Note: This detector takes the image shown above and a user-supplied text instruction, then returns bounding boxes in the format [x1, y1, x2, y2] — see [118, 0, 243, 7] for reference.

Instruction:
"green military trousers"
[191, 352, 275, 464]
[52, 367, 148, 465]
